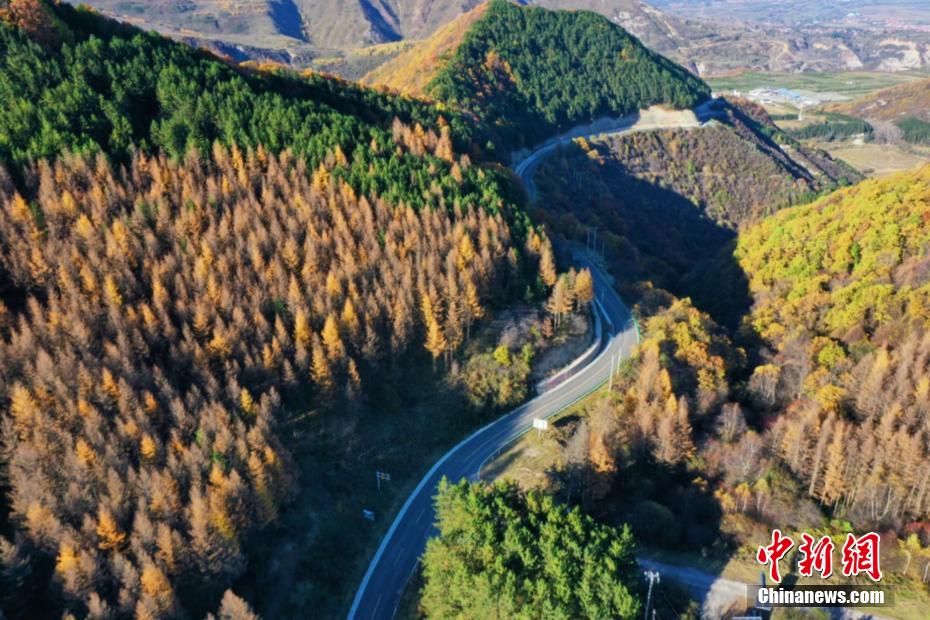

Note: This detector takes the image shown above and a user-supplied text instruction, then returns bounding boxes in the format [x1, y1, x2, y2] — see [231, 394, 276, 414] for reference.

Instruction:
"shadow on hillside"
[269, 0, 309, 42]
[547, 443, 743, 615]
[534, 141, 754, 331]
[528, 140, 786, 616]
[0, 268, 34, 315]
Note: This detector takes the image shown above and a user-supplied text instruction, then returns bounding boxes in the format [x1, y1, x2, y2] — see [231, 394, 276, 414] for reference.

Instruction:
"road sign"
[533, 418, 548, 431]
[362, 509, 375, 521]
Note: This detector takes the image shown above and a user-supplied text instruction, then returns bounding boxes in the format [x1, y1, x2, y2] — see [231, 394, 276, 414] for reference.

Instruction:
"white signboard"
[533, 418, 548, 431]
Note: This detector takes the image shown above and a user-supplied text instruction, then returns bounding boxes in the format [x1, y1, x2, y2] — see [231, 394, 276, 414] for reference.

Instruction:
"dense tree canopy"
[537, 165, 930, 589]
[0, 141, 533, 617]
[421, 480, 642, 619]
[736, 165, 930, 525]
[787, 113, 873, 142]
[0, 2, 562, 617]
[896, 116, 930, 145]
[529, 98, 859, 328]
[737, 165, 930, 346]
[0, 0, 492, 204]
[427, 0, 710, 150]
[594, 100, 859, 228]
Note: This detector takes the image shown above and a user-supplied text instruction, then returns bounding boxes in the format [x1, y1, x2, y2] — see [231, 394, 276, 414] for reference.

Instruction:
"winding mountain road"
[515, 99, 723, 200]
[347, 251, 638, 620]
[347, 103, 721, 620]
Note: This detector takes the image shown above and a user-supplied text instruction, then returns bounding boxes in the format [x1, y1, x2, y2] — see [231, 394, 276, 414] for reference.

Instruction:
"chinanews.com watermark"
[748, 585, 894, 609]
[748, 529, 894, 609]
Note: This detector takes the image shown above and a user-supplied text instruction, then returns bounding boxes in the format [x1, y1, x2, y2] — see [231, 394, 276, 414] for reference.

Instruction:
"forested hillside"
[360, 4, 490, 98]
[0, 2, 554, 617]
[568, 163, 930, 573]
[532, 99, 858, 325]
[366, 0, 710, 150]
[421, 480, 642, 619]
[736, 165, 930, 524]
[826, 77, 930, 145]
[596, 100, 859, 227]
[486, 167, 930, 613]
[0, 146, 526, 617]
[0, 0, 485, 186]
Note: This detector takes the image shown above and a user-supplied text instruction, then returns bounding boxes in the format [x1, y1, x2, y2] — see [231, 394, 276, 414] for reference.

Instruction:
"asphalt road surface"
[347, 250, 638, 620]
[347, 101, 724, 620]
[515, 98, 723, 200]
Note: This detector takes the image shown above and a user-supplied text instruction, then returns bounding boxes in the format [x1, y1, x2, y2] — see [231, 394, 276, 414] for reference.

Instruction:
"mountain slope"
[842, 77, 930, 122]
[531, 98, 859, 325]
[78, 0, 487, 50]
[529, 0, 709, 69]
[738, 164, 930, 347]
[0, 3, 548, 617]
[361, 3, 491, 97]
[76, 0, 930, 76]
[593, 100, 861, 227]
[825, 77, 930, 144]
[733, 164, 930, 525]
[367, 0, 710, 150]
[364, 0, 703, 97]
[0, 0, 488, 195]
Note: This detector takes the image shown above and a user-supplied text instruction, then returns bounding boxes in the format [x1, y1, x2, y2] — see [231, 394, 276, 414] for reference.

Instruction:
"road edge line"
[346, 270, 610, 619]
[346, 359, 608, 619]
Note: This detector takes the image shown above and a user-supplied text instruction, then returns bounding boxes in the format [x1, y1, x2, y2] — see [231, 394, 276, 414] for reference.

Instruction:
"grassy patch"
[479, 386, 608, 486]
[818, 142, 930, 177]
[709, 70, 930, 99]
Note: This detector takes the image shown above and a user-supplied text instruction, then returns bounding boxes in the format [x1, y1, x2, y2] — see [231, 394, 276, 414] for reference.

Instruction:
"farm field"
[709, 70, 930, 99]
[820, 142, 930, 177]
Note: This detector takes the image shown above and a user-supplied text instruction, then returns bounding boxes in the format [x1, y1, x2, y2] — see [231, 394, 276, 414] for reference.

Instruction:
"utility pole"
[644, 570, 660, 620]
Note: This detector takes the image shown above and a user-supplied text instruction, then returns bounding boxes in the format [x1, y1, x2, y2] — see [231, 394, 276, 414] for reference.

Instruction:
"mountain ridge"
[824, 76, 930, 144]
[361, 0, 710, 151]
[75, 0, 930, 76]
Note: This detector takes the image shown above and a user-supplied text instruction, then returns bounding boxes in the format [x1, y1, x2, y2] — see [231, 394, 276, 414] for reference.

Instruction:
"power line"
[659, 587, 684, 620]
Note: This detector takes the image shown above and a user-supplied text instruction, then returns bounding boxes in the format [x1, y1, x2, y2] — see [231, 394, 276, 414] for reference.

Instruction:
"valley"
[2, 1, 930, 620]
[709, 69, 930, 178]
[75, 0, 930, 77]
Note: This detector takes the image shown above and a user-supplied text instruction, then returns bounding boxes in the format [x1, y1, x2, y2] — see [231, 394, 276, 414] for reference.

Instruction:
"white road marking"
[344, 97, 714, 617]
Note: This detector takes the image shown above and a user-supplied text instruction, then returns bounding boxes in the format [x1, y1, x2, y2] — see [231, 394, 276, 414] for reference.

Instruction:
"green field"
[708, 70, 930, 99]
